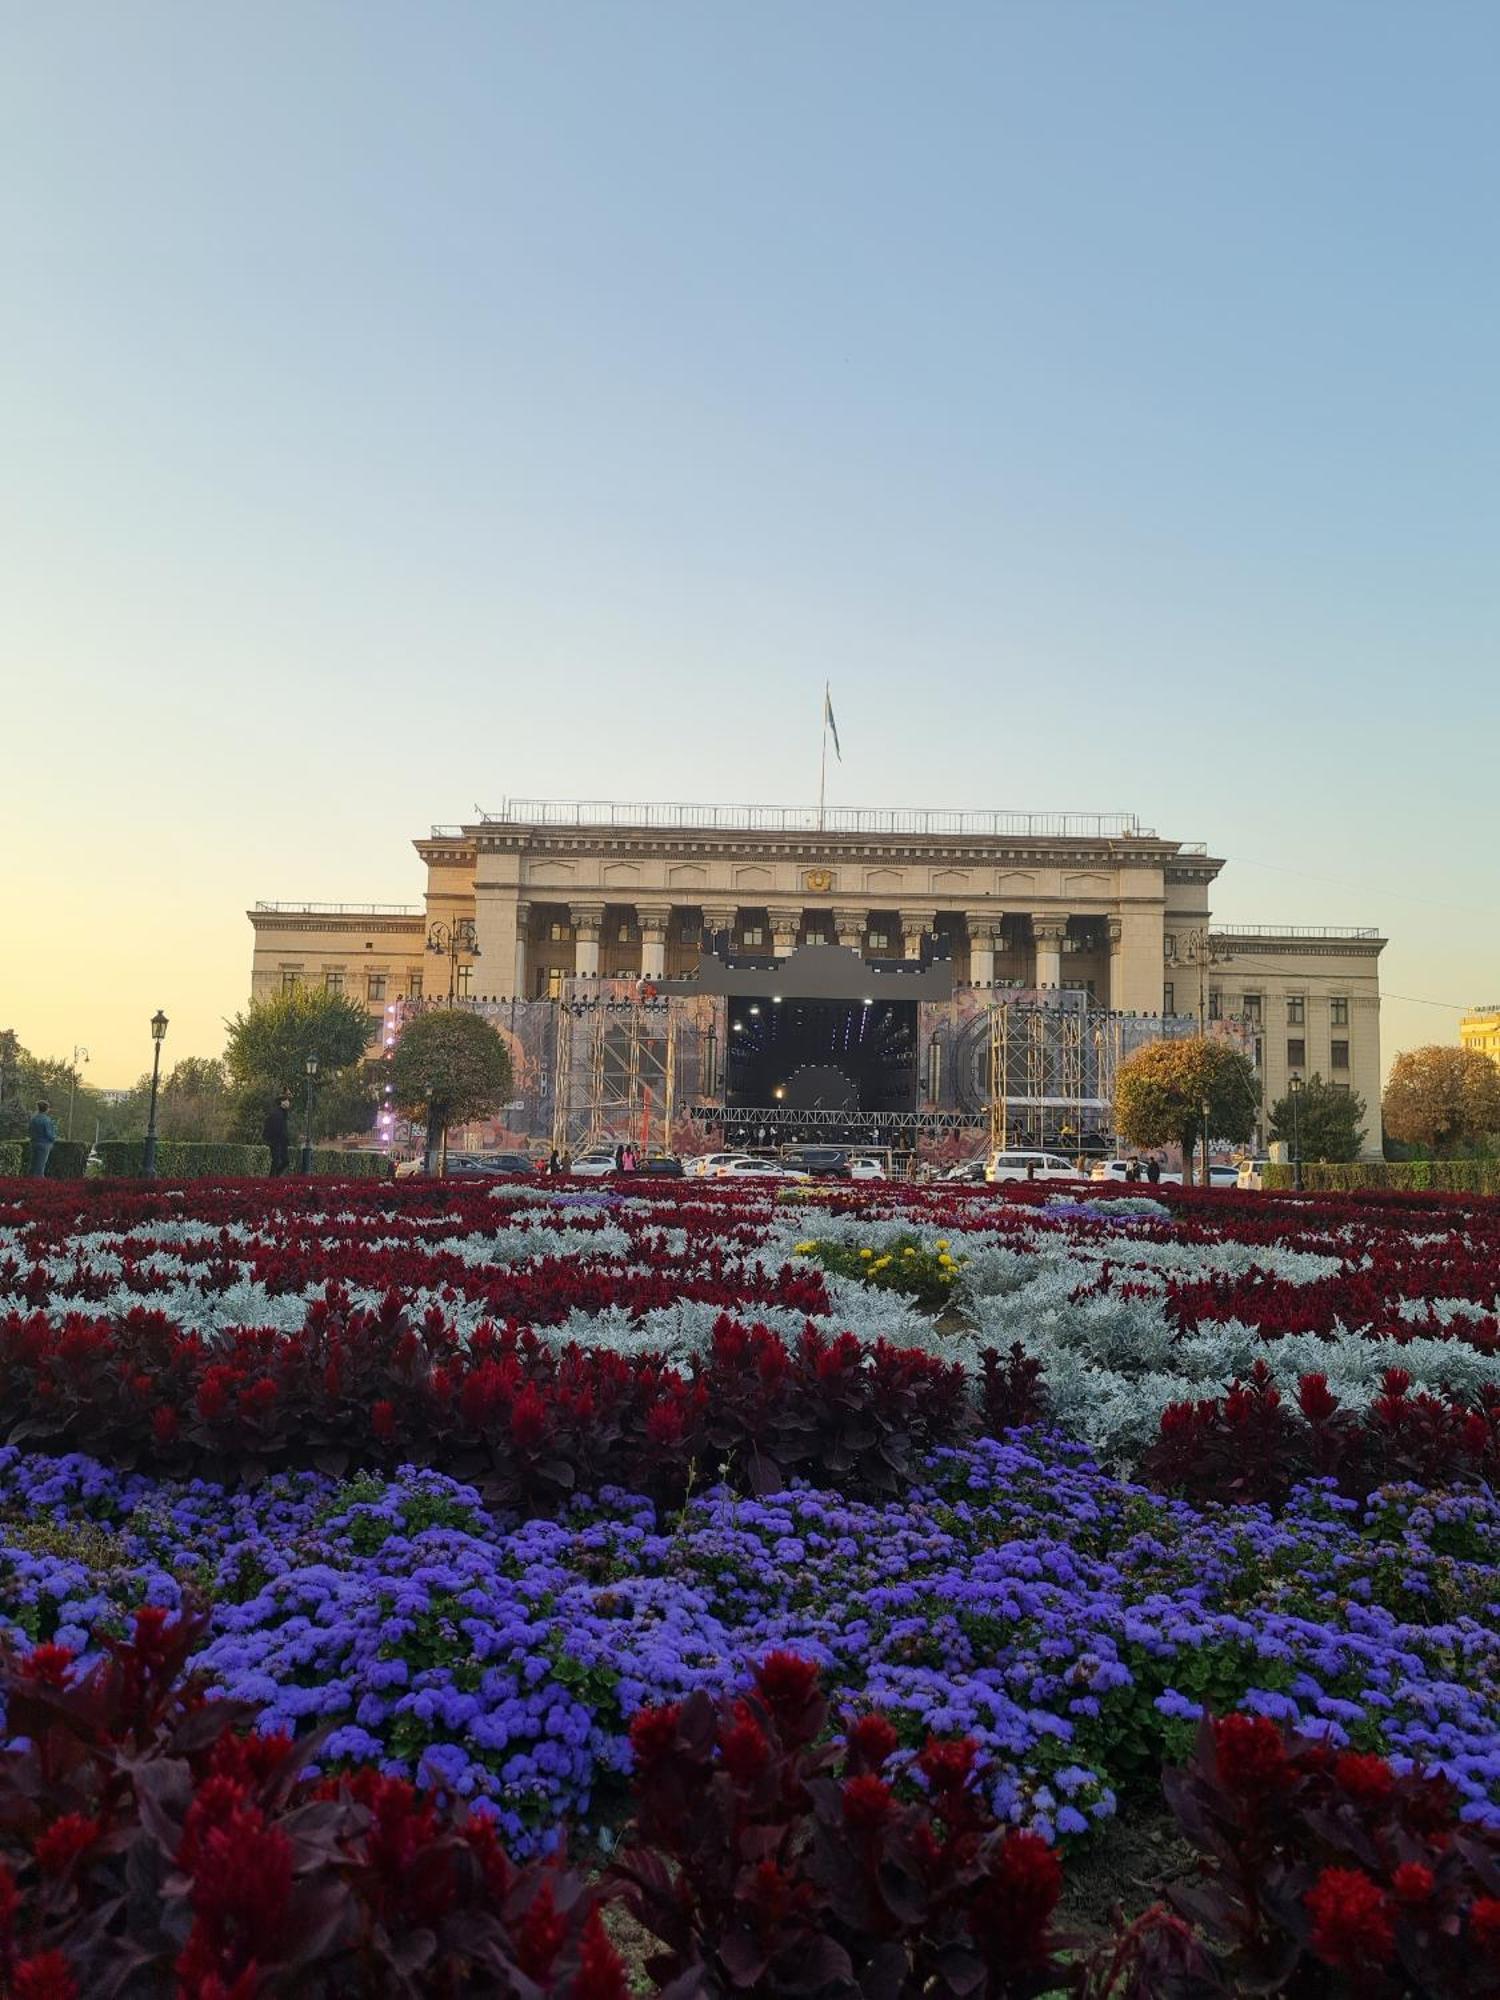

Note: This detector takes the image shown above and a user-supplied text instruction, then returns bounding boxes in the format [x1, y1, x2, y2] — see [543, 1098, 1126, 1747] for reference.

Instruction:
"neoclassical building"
[249, 799, 1387, 1150]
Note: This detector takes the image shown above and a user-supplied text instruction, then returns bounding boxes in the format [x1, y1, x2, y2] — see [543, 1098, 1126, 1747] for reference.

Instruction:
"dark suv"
[781, 1146, 850, 1179]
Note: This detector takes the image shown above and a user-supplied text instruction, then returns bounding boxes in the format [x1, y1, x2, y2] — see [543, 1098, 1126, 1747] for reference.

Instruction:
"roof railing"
[462, 798, 1161, 840]
[252, 902, 424, 916]
[1210, 923, 1382, 940]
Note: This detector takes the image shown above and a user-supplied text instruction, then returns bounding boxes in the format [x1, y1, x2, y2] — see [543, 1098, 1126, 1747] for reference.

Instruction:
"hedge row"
[0, 1140, 89, 1179]
[1263, 1159, 1500, 1194]
[83, 1142, 392, 1180]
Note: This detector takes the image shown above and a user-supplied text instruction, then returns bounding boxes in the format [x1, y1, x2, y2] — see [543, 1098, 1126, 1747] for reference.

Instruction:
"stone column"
[834, 908, 866, 951]
[571, 902, 604, 978]
[900, 909, 936, 961]
[1032, 915, 1067, 990]
[1106, 919, 1123, 1011]
[770, 911, 802, 958]
[966, 914, 997, 988]
[637, 905, 671, 979]
[513, 902, 532, 1000]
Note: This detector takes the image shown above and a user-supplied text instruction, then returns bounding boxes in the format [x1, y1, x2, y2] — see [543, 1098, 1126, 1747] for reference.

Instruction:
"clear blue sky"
[4, 2, 1496, 1079]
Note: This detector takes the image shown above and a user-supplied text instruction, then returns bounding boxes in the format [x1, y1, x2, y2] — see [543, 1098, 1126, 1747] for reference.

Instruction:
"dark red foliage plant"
[614, 1651, 1072, 1998]
[1158, 1709, 1500, 1997]
[0, 1604, 627, 1998]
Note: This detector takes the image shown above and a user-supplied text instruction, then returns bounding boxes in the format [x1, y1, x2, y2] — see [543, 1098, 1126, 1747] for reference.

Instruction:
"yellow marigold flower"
[793, 1241, 815, 1255]
[859, 1248, 874, 1260]
[937, 1252, 953, 1266]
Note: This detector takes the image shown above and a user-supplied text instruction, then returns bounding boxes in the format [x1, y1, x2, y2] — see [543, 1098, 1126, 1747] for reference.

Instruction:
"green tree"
[1383, 1045, 1500, 1155]
[1268, 1073, 1367, 1163]
[223, 989, 376, 1142]
[391, 1011, 513, 1172]
[1113, 1035, 1258, 1185]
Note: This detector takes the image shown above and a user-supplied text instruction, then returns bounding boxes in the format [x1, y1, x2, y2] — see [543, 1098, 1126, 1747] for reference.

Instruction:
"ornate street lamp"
[301, 1055, 319, 1175]
[68, 1045, 89, 1141]
[1288, 1075, 1304, 1192]
[427, 919, 481, 1004]
[143, 1011, 169, 1179]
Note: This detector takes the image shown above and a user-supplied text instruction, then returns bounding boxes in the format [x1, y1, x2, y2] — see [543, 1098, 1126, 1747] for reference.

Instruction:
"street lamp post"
[1200, 1097, 1212, 1190]
[1288, 1075, 1304, 1192]
[427, 920, 481, 1004]
[143, 1012, 169, 1178]
[68, 1045, 89, 1140]
[301, 1056, 319, 1175]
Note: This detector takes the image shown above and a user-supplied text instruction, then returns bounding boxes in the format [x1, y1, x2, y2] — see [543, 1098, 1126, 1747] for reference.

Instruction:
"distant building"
[247, 798, 1387, 1155]
[1461, 1007, 1500, 1066]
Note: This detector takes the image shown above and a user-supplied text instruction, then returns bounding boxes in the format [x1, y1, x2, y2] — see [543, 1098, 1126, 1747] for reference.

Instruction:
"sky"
[4, 2, 1497, 1084]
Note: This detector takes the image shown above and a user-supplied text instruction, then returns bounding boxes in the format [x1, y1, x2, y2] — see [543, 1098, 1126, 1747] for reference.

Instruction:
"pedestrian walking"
[27, 1101, 57, 1178]
[547, 1148, 561, 1176]
[262, 1093, 292, 1176]
[1145, 1156, 1161, 1186]
[559, 1149, 572, 1175]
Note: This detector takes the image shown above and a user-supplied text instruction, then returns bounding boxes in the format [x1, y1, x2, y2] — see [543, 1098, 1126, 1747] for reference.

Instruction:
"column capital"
[635, 903, 672, 938]
[899, 908, 937, 933]
[1031, 913, 1069, 944]
[964, 911, 1001, 943]
[570, 901, 605, 941]
[769, 910, 802, 939]
[700, 903, 737, 933]
[1107, 918, 1124, 949]
[514, 899, 533, 924]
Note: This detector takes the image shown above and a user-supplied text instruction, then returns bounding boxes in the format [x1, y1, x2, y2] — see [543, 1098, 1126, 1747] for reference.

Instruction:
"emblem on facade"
[803, 868, 834, 893]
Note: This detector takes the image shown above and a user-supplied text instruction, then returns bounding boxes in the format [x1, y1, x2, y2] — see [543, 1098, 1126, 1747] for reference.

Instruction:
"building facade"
[1460, 1008, 1500, 1066]
[248, 800, 1387, 1153]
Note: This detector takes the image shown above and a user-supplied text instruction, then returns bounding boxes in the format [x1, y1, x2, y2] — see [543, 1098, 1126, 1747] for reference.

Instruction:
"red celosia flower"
[186, 1802, 295, 1956]
[463, 1814, 514, 1902]
[572, 1908, 630, 2000]
[514, 1877, 568, 1978]
[371, 1399, 396, 1439]
[1297, 1372, 1339, 1421]
[20, 1643, 75, 1687]
[1470, 1897, 1500, 1957]
[510, 1384, 548, 1449]
[753, 1651, 821, 1718]
[842, 1774, 895, 1829]
[1390, 1862, 1434, 1906]
[1334, 1751, 1396, 1807]
[846, 1712, 900, 1770]
[34, 1813, 102, 1877]
[152, 1405, 180, 1445]
[1305, 1867, 1395, 1970]
[11, 1951, 78, 2000]
[1213, 1713, 1293, 1798]
[645, 1399, 685, 1447]
[209, 1728, 295, 1790]
[718, 1703, 771, 1783]
[968, 1830, 1063, 1972]
[918, 1735, 978, 1793]
[628, 1703, 682, 1768]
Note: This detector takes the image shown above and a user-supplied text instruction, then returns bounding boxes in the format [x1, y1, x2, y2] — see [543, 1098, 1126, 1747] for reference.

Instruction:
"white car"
[984, 1150, 1078, 1184]
[687, 1152, 748, 1179]
[720, 1157, 810, 1182]
[847, 1157, 887, 1181]
[1207, 1163, 1240, 1188]
[569, 1149, 621, 1179]
[1236, 1159, 1270, 1190]
[942, 1159, 987, 1184]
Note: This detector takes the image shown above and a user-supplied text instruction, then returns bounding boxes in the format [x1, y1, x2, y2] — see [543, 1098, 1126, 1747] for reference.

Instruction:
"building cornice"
[248, 910, 425, 938]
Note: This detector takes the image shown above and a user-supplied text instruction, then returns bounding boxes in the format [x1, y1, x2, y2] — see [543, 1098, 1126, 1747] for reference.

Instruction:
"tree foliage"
[1113, 1035, 1258, 1183]
[223, 988, 374, 1091]
[391, 1010, 513, 1130]
[1383, 1045, 1500, 1154]
[0, 1030, 134, 1144]
[1267, 1072, 1367, 1162]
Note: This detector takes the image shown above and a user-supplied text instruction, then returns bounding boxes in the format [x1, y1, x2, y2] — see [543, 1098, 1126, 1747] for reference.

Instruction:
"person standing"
[262, 1092, 292, 1176]
[547, 1148, 561, 1176]
[1145, 1156, 1161, 1186]
[27, 1100, 57, 1178]
[559, 1148, 572, 1175]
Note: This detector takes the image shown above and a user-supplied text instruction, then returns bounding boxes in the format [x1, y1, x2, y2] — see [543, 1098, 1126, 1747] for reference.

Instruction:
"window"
[1287, 996, 1305, 1025]
[548, 922, 570, 943]
[869, 930, 891, 952]
[1331, 1081, 1351, 1094]
[325, 970, 345, 994]
[1331, 1039, 1350, 1069]
[742, 926, 765, 947]
[616, 924, 632, 942]
[1163, 982, 1175, 1014]
[456, 964, 473, 997]
[1331, 998, 1349, 1027]
[546, 967, 564, 1001]
[1253, 1036, 1265, 1068]
[406, 971, 423, 1000]
[367, 973, 387, 1002]
[679, 924, 701, 945]
[1208, 989, 1222, 1021]
[1243, 993, 1262, 1023]
[804, 923, 829, 945]
[1287, 1038, 1306, 1069]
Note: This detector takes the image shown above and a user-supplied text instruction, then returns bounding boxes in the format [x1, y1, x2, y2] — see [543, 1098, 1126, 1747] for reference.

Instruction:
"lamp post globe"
[300, 1055, 319, 1175]
[143, 1011, 169, 1179]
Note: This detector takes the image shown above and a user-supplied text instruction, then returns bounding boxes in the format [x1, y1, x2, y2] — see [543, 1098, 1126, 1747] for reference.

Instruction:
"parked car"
[1090, 1159, 1140, 1183]
[720, 1157, 810, 1182]
[942, 1159, 987, 1184]
[636, 1153, 684, 1177]
[780, 1145, 850, 1178]
[448, 1151, 537, 1177]
[1237, 1158, 1271, 1190]
[686, 1152, 745, 1179]
[570, 1149, 621, 1179]
[1206, 1163, 1240, 1188]
[985, 1150, 1078, 1184]
[847, 1156, 887, 1181]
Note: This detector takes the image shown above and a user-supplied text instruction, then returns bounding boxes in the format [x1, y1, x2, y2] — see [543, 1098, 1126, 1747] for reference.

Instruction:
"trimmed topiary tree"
[391, 1010, 513, 1174]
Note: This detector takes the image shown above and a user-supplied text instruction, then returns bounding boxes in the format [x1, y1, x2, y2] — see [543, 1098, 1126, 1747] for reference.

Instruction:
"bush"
[305, 1148, 392, 1179]
[617, 1653, 1072, 1997]
[0, 1603, 626, 1998]
[94, 1141, 271, 1180]
[1157, 1709, 1500, 1996]
[0, 1141, 88, 1180]
[795, 1232, 966, 1310]
[1264, 1160, 1500, 1194]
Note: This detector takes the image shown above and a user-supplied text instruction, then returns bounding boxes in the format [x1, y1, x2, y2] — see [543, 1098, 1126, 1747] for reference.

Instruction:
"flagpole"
[818, 681, 829, 831]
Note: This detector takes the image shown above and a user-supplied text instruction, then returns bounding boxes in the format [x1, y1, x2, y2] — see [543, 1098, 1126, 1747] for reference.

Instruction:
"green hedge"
[306, 1149, 392, 1179]
[0, 1140, 89, 1179]
[94, 1141, 272, 1180]
[1263, 1160, 1500, 1194]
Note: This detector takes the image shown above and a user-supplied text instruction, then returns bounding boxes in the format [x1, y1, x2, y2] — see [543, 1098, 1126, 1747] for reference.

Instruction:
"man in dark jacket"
[263, 1093, 292, 1175]
[28, 1101, 57, 1178]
